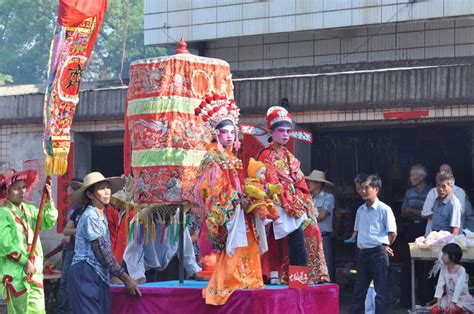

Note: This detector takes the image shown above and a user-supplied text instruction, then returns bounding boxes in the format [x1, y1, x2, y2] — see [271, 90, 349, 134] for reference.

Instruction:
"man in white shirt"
[350, 175, 397, 314]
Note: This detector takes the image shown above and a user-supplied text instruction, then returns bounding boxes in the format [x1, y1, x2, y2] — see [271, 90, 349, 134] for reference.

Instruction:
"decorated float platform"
[110, 281, 339, 314]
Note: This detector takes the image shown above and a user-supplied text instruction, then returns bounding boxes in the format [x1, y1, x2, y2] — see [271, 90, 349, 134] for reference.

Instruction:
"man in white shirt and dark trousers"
[350, 175, 397, 314]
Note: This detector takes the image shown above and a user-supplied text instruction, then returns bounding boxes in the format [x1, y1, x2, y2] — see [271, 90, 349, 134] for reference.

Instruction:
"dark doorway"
[91, 144, 124, 177]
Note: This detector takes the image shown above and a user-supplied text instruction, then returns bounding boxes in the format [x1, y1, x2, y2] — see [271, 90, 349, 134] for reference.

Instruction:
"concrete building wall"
[205, 19, 474, 71]
[0, 120, 123, 166]
[144, 0, 474, 45]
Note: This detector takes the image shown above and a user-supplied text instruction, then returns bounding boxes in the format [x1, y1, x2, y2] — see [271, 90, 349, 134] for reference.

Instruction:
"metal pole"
[178, 207, 185, 284]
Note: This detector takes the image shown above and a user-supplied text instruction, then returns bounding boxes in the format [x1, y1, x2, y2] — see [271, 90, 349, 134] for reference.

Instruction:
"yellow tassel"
[44, 155, 54, 176]
[125, 204, 130, 239]
[152, 220, 156, 242]
[144, 216, 149, 245]
[44, 155, 68, 176]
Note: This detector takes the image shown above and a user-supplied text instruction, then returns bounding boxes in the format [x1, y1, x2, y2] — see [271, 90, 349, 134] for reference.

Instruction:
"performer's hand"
[385, 246, 394, 257]
[125, 277, 142, 297]
[240, 195, 250, 210]
[447, 302, 457, 312]
[45, 178, 53, 200]
[431, 300, 441, 309]
[23, 260, 36, 277]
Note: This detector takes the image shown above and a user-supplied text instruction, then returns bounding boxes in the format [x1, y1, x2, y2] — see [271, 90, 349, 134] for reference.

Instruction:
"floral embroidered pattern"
[195, 144, 243, 251]
[258, 144, 315, 218]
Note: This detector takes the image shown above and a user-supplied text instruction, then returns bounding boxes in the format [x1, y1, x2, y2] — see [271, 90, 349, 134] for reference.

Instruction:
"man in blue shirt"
[399, 164, 431, 308]
[350, 175, 397, 314]
[429, 171, 462, 234]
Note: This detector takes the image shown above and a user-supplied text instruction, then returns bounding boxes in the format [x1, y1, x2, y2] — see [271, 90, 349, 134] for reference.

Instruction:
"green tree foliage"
[0, 0, 57, 84]
[0, 0, 168, 85]
[86, 0, 168, 81]
[0, 74, 14, 85]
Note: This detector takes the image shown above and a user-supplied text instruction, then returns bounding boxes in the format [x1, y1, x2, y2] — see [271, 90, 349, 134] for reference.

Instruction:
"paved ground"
[339, 291, 413, 314]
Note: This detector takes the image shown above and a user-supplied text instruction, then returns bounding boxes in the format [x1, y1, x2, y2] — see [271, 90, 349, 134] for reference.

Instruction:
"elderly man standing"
[399, 164, 431, 308]
[422, 164, 466, 235]
[350, 175, 397, 314]
[306, 170, 336, 282]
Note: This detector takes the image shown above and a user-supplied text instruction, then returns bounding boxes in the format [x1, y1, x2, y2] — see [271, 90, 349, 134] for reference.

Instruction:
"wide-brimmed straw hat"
[0, 169, 38, 200]
[305, 170, 333, 186]
[71, 172, 125, 206]
[69, 177, 83, 191]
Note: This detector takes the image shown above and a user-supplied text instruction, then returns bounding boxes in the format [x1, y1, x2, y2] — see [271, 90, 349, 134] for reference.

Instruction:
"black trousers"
[350, 249, 390, 314]
[288, 225, 307, 266]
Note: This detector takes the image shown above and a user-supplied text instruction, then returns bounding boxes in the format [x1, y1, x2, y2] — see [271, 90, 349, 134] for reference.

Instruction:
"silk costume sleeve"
[0, 209, 29, 266]
[29, 200, 58, 231]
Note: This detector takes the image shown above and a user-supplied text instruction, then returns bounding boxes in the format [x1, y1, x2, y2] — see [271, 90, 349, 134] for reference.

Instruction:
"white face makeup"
[217, 125, 236, 148]
[272, 127, 291, 145]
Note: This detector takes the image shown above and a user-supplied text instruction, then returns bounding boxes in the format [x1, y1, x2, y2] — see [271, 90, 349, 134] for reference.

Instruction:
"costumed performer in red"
[257, 106, 330, 284]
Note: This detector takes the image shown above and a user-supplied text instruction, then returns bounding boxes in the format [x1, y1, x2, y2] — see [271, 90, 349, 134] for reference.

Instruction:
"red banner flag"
[42, 0, 107, 175]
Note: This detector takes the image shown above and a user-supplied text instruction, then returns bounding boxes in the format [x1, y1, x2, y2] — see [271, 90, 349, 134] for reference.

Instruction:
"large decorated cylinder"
[124, 40, 234, 205]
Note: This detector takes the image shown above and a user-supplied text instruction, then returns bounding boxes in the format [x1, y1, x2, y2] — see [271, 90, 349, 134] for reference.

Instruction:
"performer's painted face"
[87, 181, 112, 206]
[272, 127, 291, 145]
[7, 180, 26, 204]
[217, 125, 236, 148]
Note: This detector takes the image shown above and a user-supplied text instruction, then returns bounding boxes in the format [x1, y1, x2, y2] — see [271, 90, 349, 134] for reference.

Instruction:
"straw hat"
[69, 177, 83, 191]
[305, 170, 333, 186]
[71, 172, 125, 206]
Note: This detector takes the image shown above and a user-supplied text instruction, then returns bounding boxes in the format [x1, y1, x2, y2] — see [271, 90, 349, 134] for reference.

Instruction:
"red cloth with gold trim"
[42, 0, 107, 175]
[124, 40, 234, 205]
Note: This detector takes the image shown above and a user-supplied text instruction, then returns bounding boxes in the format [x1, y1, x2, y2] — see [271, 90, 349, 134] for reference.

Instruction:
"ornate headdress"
[0, 169, 39, 200]
[266, 106, 293, 130]
[194, 93, 240, 132]
[240, 106, 313, 143]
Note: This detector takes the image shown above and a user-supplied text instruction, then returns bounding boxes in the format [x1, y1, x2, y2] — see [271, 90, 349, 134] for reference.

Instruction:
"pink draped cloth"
[110, 281, 339, 314]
